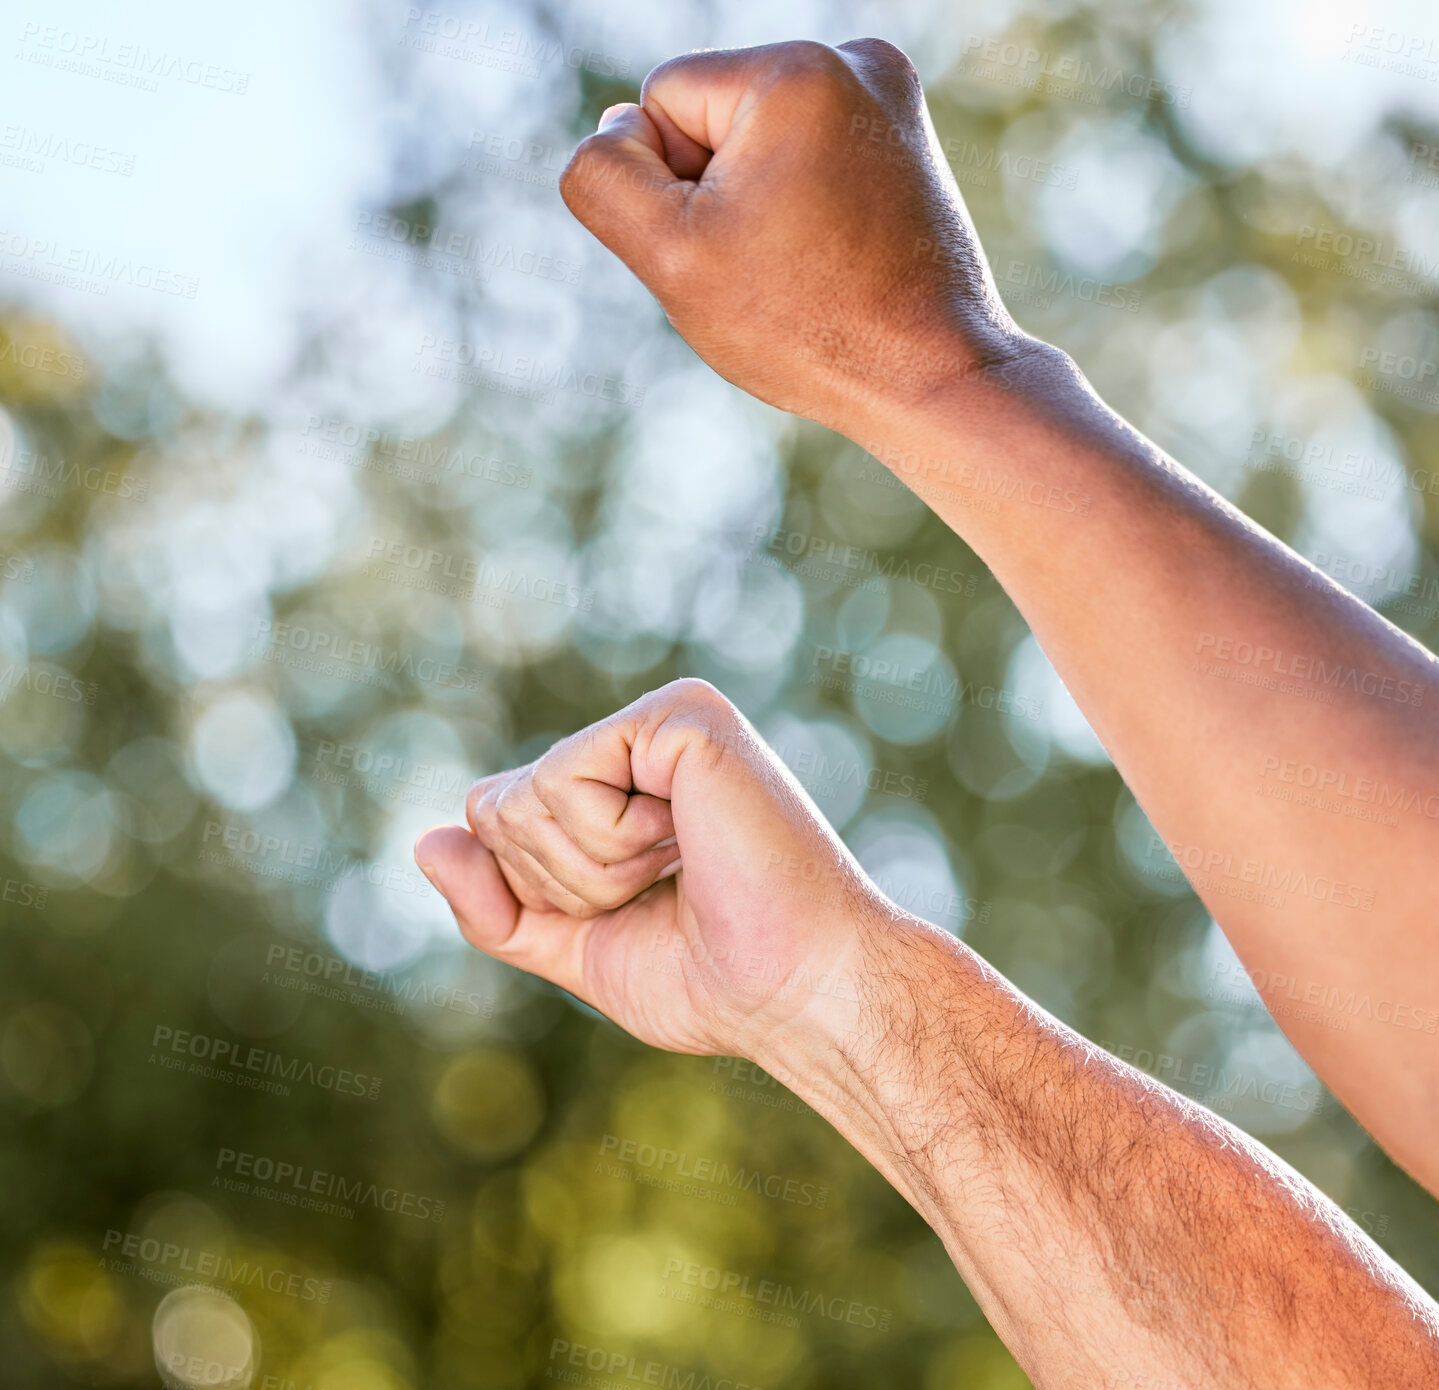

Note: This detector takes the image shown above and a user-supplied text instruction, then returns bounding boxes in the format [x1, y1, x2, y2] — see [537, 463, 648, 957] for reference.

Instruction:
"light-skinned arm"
[414, 678, 1439, 1390]
[554, 38, 1439, 1191]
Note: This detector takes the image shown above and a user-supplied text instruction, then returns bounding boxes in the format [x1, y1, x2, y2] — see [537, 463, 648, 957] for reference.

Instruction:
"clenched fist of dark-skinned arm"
[559, 39, 1035, 440]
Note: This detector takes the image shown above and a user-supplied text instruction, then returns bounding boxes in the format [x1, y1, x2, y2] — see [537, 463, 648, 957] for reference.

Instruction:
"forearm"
[858, 342, 1439, 1186]
[755, 913, 1439, 1389]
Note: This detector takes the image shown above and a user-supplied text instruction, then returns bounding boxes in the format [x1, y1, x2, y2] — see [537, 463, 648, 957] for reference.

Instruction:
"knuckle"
[639, 52, 691, 100]
[593, 875, 635, 911]
[843, 36, 916, 75]
[530, 754, 564, 809]
[665, 677, 737, 731]
[467, 781, 498, 833]
[665, 675, 728, 709]
[662, 677, 743, 767]
[777, 39, 846, 75]
[493, 787, 526, 830]
[472, 809, 502, 852]
[577, 823, 627, 865]
[558, 134, 614, 211]
[772, 46, 858, 118]
[644, 236, 696, 300]
[465, 773, 494, 810]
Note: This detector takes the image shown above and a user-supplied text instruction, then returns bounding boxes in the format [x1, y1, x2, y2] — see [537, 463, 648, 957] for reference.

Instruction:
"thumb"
[414, 824, 592, 999]
[559, 103, 691, 282]
[415, 824, 519, 955]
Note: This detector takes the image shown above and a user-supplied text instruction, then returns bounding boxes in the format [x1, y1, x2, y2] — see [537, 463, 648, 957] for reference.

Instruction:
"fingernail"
[597, 102, 629, 130]
[654, 835, 678, 850]
[413, 832, 446, 893]
[657, 858, 682, 880]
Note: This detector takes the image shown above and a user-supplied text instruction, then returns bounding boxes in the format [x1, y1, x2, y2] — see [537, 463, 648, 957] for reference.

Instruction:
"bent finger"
[504, 809, 681, 911]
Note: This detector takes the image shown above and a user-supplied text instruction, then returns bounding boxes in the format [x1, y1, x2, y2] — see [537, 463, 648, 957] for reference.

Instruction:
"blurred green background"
[2, 0, 1438, 1386]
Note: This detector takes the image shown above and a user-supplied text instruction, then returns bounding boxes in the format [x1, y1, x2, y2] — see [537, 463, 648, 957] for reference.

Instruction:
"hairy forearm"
[755, 914, 1439, 1389]
[857, 342, 1439, 1188]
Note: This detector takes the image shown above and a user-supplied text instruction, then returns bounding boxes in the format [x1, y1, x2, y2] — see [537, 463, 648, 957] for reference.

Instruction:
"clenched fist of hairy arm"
[415, 677, 878, 1059]
[560, 38, 1439, 1192]
[414, 679, 1439, 1390]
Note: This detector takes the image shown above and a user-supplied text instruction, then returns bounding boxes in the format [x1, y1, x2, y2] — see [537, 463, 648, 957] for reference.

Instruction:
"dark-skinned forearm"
[858, 342, 1439, 1190]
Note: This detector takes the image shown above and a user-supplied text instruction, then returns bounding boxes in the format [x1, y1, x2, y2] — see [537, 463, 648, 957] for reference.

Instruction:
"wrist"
[746, 908, 964, 1141]
[854, 327, 1068, 436]
[853, 336, 1104, 536]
